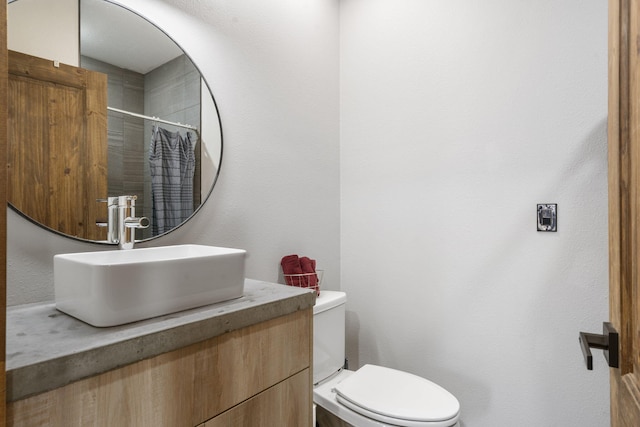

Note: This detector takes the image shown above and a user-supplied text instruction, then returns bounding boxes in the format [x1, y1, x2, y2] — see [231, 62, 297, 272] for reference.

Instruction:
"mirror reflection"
[7, 0, 222, 242]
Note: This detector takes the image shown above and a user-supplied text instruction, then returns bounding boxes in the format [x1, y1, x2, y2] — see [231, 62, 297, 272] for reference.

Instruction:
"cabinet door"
[204, 370, 310, 427]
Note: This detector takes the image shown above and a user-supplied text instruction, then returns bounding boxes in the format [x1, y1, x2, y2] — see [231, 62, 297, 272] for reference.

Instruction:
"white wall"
[7, 0, 610, 426]
[7, 0, 341, 304]
[7, 0, 78, 66]
[340, 0, 609, 426]
[201, 79, 222, 194]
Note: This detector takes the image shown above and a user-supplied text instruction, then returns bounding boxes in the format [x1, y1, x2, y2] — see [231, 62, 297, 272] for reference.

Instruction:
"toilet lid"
[333, 364, 460, 424]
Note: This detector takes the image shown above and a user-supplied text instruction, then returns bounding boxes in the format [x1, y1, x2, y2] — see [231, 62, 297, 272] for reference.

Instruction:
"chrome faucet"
[98, 195, 149, 249]
[117, 195, 150, 249]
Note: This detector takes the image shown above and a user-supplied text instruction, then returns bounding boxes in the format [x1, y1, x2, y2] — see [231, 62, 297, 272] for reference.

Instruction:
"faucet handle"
[97, 197, 119, 206]
[119, 195, 137, 203]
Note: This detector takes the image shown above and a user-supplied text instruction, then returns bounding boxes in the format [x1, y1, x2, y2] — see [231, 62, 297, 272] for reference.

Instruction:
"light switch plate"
[537, 204, 557, 232]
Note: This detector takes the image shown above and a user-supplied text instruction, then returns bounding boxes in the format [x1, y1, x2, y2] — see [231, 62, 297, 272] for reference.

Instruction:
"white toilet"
[313, 291, 460, 427]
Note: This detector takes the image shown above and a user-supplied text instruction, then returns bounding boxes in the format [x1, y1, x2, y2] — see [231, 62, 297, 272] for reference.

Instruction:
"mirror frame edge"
[6, 0, 224, 245]
[99, 0, 225, 244]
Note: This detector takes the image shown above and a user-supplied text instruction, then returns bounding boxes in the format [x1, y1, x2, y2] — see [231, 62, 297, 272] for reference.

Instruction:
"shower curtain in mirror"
[149, 125, 196, 235]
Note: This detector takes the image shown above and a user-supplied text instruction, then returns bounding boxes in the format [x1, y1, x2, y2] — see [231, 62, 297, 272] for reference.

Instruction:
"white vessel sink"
[54, 244, 246, 327]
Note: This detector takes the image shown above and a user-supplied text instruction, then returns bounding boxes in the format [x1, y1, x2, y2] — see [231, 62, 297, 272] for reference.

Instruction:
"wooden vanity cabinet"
[7, 309, 312, 427]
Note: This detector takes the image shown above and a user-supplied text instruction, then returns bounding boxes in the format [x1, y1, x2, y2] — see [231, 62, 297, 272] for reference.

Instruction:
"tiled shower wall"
[81, 54, 200, 239]
[80, 55, 147, 230]
[144, 54, 202, 227]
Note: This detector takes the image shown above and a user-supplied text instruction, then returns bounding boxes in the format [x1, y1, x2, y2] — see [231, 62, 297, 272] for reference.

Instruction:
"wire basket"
[283, 270, 323, 296]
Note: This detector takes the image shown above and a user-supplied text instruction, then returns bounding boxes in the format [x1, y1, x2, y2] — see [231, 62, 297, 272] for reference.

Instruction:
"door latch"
[579, 322, 619, 370]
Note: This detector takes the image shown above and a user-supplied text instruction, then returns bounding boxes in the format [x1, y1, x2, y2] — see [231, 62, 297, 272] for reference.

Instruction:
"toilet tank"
[313, 290, 347, 385]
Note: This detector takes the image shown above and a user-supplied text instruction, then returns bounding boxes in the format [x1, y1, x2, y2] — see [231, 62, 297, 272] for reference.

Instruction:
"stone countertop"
[6, 279, 315, 402]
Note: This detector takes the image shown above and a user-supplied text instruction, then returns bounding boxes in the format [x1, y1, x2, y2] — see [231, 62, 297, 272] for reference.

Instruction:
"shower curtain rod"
[107, 106, 199, 132]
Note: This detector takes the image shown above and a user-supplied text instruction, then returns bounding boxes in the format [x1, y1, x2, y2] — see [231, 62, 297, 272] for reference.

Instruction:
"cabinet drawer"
[202, 369, 311, 427]
[194, 308, 311, 422]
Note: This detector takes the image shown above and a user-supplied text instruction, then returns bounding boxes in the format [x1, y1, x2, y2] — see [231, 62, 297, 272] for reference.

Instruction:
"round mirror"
[7, 0, 222, 243]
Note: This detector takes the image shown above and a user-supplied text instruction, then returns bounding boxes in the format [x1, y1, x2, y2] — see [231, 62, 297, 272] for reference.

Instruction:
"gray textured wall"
[81, 55, 147, 226]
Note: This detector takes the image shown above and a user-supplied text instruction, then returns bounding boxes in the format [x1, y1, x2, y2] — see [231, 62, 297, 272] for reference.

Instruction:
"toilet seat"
[333, 364, 460, 427]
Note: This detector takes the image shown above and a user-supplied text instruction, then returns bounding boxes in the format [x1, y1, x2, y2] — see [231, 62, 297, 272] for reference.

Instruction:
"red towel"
[281, 254, 303, 286]
[300, 256, 319, 295]
[281, 254, 303, 274]
[281, 254, 320, 295]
